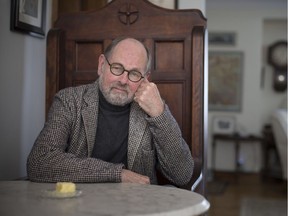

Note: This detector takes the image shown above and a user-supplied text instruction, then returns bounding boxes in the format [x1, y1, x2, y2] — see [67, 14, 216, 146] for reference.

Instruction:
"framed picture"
[209, 32, 236, 46]
[148, 0, 178, 9]
[213, 116, 236, 135]
[209, 51, 243, 112]
[10, 0, 46, 38]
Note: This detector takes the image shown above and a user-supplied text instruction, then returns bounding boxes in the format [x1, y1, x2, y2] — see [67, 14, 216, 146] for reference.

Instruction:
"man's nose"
[119, 71, 130, 84]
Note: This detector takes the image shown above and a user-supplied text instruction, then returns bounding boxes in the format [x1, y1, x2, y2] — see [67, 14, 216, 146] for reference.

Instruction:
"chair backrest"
[46, 0, 207, 195]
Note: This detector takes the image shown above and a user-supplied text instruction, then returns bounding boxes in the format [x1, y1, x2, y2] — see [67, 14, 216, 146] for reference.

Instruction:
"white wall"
[206, 0, 287, 172]
[0, 0, 52, 179]
[178, 0, 206, 15]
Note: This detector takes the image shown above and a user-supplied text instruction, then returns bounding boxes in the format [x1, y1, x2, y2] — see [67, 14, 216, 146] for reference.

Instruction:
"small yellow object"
[56, 182, 76, 193]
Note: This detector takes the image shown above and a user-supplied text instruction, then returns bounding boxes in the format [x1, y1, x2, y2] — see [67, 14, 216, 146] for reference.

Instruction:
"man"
[27, 37, 193, 187]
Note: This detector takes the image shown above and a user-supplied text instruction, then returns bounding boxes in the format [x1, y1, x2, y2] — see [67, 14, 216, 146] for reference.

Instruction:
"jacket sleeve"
[146, 104, 194, 186]
[27, 88, 123, 183]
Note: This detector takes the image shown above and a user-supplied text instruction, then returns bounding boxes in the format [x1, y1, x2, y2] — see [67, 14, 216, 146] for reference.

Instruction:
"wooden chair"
[46, 0, 207, 195]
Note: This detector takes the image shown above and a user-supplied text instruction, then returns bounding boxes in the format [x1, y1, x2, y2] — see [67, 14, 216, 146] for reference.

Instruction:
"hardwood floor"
[206, 172, 287, 216]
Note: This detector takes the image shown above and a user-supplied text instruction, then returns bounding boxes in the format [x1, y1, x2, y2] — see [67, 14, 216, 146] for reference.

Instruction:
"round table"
[0, 181, 210, 216]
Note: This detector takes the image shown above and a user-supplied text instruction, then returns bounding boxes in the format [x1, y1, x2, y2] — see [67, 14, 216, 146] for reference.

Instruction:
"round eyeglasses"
[104, 56, 144, 82]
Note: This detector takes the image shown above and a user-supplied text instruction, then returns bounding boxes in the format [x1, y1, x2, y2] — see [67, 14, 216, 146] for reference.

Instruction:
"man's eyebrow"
[113, 60, 143, 72]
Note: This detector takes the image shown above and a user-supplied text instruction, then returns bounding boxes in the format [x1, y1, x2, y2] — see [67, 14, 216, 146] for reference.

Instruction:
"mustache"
[111, 82, 129, 91]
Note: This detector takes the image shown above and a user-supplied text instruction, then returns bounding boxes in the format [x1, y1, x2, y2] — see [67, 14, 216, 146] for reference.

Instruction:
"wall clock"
[267, 41, 287, 92]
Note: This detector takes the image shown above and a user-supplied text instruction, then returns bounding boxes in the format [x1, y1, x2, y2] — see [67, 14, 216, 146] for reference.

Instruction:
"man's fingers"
[143, 77, 149, 83]
[121, 169, 150, 184]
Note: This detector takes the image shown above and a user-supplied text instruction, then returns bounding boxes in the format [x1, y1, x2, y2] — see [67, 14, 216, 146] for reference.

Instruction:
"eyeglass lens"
[105, 57, 144, 82]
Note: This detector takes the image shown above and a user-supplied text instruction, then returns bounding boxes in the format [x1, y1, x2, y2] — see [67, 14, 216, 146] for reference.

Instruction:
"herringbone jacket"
[27, 80, 193, 186]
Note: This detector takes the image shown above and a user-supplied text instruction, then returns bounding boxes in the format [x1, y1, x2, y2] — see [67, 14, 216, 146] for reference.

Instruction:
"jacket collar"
[127, 102, 147, 169]
[82, 81, 99, 156]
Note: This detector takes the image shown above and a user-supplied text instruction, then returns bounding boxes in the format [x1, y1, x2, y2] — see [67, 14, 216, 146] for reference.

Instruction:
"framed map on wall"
[209, 51, 243, 111]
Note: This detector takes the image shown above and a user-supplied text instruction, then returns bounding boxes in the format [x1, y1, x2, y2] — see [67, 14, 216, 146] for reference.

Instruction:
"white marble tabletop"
[0, 181, 210, 216]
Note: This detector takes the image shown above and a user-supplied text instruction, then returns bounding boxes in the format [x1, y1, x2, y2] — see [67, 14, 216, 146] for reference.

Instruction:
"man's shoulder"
[57, 81, 98, 98]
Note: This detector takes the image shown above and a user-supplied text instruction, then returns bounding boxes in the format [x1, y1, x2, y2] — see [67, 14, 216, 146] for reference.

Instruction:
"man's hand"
[121, 169, 150, 184]
[134, 78, 164, 117]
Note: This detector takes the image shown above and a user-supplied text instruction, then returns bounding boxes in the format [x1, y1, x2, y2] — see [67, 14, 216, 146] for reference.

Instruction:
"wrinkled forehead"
[111, 39, 147, 58]
[110, 39, 148, 70]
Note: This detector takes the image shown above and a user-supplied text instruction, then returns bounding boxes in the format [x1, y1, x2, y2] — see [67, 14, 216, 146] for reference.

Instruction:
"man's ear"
[146, 72, 151, 81]
[97, 54, 105, 76]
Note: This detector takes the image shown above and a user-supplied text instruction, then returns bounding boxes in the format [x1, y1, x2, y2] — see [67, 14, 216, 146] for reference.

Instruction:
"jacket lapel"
[81, 81, 147, 165]
[82, 82, 99, 156]
[127, 102, 147, 169]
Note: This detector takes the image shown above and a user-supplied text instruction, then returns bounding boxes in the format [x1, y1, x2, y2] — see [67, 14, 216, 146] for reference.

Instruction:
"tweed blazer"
[27, 80, 194, 186]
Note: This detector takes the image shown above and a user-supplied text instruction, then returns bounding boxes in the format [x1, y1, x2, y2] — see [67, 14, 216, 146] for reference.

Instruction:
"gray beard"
[98, 78, 133, 106]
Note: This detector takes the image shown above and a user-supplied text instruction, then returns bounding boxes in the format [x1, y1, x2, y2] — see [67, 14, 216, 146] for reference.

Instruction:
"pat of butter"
[56, 182, 76, 193]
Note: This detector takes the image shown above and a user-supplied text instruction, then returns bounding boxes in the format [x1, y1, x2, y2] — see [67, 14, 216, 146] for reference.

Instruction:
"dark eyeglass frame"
[104, 56, 145, 82]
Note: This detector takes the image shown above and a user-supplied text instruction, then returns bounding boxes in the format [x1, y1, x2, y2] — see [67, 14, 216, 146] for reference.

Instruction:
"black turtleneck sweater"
[92, 91, 130, 167]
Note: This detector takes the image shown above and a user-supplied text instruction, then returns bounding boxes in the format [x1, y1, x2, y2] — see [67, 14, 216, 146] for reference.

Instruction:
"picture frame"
[209, 32, 236, 46]
[212, 116, 236, 135]
[10, 0, 46, 38]
[148, 0, 178, 9]
[209, 51, 243, 112]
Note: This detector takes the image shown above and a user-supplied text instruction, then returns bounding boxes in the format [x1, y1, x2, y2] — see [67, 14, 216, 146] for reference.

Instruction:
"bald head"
[104, 37, 152, 74]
